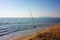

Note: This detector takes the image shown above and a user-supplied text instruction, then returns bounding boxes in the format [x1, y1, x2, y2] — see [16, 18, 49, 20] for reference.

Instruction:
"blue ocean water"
[0, 17, 60, 36]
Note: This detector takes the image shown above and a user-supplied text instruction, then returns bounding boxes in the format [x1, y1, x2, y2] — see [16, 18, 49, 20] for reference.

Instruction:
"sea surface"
[0, 17, 60, 40]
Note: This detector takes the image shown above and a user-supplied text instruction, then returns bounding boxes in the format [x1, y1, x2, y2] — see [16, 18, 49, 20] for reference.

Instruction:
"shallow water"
[0, 18, 60, 40]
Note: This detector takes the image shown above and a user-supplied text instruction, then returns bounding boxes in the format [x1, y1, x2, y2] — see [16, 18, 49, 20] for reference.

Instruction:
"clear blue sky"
[0, 0, 60, 17]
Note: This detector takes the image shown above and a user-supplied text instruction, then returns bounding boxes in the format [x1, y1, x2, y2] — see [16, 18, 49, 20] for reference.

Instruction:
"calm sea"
[0, 17, 60, 36]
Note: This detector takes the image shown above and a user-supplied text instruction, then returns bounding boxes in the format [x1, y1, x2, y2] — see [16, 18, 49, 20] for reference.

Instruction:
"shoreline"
[12, 23, 60, 40]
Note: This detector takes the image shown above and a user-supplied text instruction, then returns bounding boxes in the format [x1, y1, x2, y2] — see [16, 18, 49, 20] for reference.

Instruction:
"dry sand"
[12, 23, 60, 40]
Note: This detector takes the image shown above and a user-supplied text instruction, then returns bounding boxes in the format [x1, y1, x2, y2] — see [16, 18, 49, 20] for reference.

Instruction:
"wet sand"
[12, 23, 60, 40]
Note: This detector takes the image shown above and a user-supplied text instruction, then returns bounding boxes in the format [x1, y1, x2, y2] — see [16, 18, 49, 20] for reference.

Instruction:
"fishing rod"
[29, 8, 36, 28]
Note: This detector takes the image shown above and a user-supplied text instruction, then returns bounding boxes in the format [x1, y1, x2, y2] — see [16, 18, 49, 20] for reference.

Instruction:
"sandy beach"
[12, 23, 60, 40]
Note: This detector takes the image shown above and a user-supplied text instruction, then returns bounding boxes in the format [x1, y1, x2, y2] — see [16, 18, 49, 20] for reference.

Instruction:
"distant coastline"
[0, 17, 60, 18]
